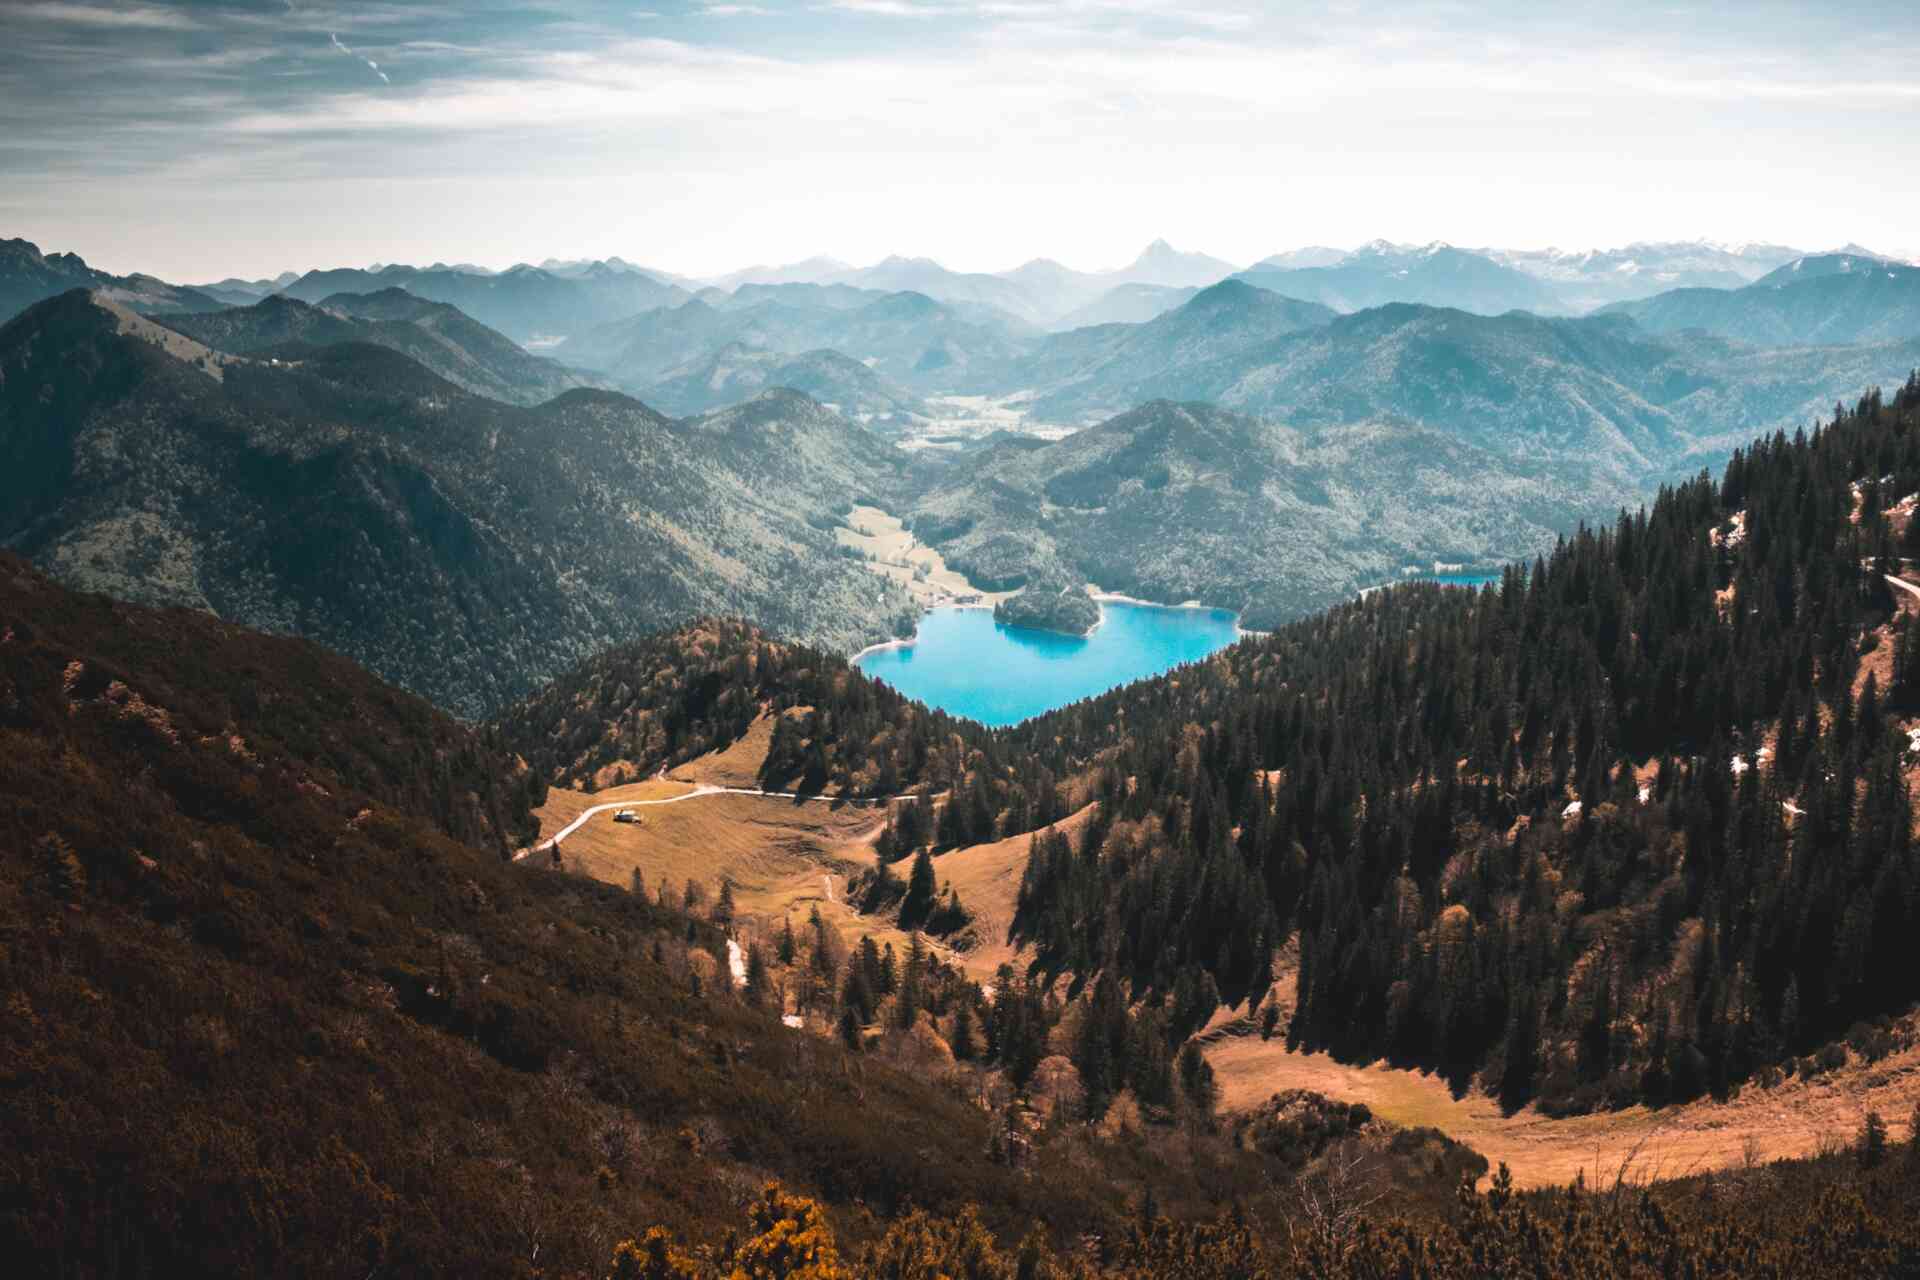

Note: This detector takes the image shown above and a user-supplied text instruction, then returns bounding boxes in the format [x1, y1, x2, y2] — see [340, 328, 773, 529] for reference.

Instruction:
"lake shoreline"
[853, 596, 1246, 726]
[858, 591, 1248, 662]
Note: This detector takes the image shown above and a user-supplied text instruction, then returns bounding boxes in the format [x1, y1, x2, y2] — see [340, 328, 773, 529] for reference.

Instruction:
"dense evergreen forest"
[501, 377, 1920, 1116]
[1002, 375, 1920, 1111]
[12, 374, 1920, 1273]
[497, 617, 1068, 838]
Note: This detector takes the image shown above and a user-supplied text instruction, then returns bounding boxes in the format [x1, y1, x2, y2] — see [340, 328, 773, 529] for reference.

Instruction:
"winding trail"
[513, 784, 888, 861]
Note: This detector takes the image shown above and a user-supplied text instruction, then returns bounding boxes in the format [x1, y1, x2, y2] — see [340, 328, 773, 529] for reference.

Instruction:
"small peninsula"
[992, 571, 1101, 636]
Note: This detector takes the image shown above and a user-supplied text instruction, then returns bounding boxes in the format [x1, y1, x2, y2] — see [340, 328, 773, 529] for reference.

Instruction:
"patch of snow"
[1731, 755, 1749, 776]
[782, 1014, 804, 1029]
[1561, 799, 1583, 819]
[1637, 786, 1651, 804]
[1782, 801, 1806, 818]
[726, 937, 747, 988]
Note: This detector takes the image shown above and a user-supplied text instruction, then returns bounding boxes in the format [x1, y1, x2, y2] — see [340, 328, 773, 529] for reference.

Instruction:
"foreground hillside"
[0, 291, 921, 716]
[0, 557, 1303, 1275]
[8, 524, 1920, 1273]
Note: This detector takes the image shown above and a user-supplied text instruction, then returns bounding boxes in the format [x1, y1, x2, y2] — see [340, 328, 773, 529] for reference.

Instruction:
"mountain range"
[988, 279, 1339, 422]
[1015, 296, 1920, 468]
[10, 364, 1920, 1276]
[1234, 240, 1566, 317]
[557, 288, 1032, 393]
[7, 265, 1918, 715]
[642, 342, 924, 420]
[1, 237, 221, 324]
[0, 290, 922, 717]
[908, 399, 1623, 626]
[276, 260, 691, 344]
[152, 289, 608, 406]
[1602, 253, 1920, 346]
[15, 233, 1919, 366]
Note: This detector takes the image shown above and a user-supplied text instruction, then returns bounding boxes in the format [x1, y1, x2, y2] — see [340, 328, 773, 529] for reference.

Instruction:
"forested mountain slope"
[276, 259, 691, 344]
[15, 559, 1919, 1279]
[911, 400, 1637, 628]
[154, 289, 607, 406]
[1001, 280, 1336, 422]
[644, 343, 923, 420]
[1027, 304, 1920, 475]
[561, 289, 1032, 393]
[0, 291, 919, 717]
[1232, 242, 1564, 317]
[0, 558, 1256, 1276]
[1606, 254, 1920, 347]
[998, 375, 1920, 1113]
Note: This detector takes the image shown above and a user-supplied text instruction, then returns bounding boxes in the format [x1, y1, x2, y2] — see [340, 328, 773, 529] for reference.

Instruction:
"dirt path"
[513, 784, 890, 861]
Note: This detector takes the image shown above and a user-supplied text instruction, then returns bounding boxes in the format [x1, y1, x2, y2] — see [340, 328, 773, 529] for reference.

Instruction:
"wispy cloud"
[8, 0, 1920, 281]
[330, 30, 391, 85]
[824, 0, 939, 14]
[13, 2, 201, 29]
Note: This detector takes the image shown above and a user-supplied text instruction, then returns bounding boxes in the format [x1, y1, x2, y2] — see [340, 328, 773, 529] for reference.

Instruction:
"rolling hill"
[643, 343, 923, 419]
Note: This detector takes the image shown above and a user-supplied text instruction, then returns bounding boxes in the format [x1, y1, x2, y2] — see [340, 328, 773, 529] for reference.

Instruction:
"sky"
[3, 0, 1918, 282]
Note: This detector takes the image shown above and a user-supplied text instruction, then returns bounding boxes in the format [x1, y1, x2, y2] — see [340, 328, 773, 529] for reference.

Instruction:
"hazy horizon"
[6, 0, 1919, 281]
[19, 232, 1919, 291]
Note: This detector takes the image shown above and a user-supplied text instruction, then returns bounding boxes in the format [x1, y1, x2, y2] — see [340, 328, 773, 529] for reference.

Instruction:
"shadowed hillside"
[0, 291, 922, 717]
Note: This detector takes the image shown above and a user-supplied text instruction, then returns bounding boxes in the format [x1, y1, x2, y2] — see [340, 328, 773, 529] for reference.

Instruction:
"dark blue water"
[856, 602, 1240, 727]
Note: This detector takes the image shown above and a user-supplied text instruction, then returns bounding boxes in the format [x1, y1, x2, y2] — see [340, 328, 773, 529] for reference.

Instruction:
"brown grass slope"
[0, 556, 1284, 1277]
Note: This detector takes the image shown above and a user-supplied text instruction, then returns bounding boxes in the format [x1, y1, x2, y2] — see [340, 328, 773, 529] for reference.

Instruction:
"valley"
[9, 280, 1920, 1274]
[19, 0, 1920, 1271]
[833, 504, 1013, 609]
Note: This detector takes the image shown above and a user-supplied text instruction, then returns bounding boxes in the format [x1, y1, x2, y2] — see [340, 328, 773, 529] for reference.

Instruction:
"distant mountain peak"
[1186, 277, 1263, 307]
[1128, 238, 1201, 268]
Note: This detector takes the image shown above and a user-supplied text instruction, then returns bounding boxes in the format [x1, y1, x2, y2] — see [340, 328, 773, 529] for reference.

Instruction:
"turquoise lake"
[855, 602, 1241, 727]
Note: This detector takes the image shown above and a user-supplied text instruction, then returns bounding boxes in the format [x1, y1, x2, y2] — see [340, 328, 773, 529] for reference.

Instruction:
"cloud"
[13, 2, 201, 29]
[825, 0, 941, 14]
[330, 30, 391, 85]
[9, 0, 1920, 281]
